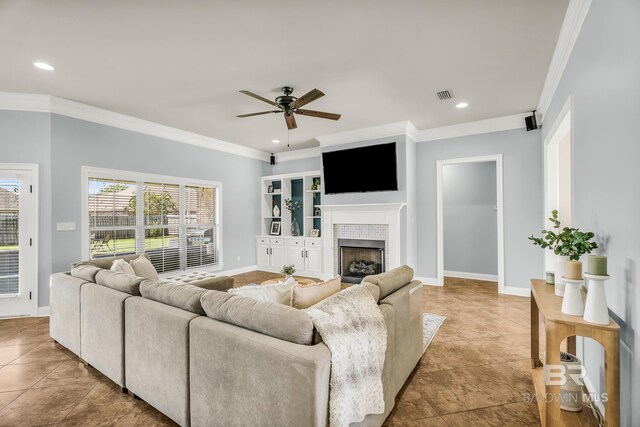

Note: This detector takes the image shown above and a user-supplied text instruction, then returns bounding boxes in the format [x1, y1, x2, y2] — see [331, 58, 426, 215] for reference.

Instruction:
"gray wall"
[1, 111, 264, 307]
[50, 114, 263, 277]
[416, 128, 543, 287]
[443, 162, 497, 275]
[264, 155, 320, 175]
[541, 0, 639, 423]
[0, 111, 52, 306]
[405, 136, 418, 269]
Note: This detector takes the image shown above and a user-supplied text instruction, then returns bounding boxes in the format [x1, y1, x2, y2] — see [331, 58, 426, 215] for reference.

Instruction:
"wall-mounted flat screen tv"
[322, 142, 398, 194]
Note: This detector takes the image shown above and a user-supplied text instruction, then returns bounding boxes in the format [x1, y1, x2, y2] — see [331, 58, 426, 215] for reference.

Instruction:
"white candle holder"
[561, 277, 585, 316]
[583, 273, 610, 325]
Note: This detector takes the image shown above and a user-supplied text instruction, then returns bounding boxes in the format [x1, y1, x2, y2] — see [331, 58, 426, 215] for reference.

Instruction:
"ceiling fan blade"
[285, 113, 297, 130]
[290, 89, 324, 109]
[236, 110, 281, 118]
[239, 90, 279, 107]
[296, 109, 341, 121]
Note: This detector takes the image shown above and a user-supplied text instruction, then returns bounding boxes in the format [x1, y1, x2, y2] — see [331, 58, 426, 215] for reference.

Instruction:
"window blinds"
[88, 176, 219, 273]
[0, 179, 20, 296]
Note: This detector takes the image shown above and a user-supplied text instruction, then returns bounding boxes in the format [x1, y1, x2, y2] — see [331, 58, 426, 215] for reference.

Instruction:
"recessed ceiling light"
[272, 139, 280, 143]
[33, 62, 55, 71]
[456, 102, 469, 109]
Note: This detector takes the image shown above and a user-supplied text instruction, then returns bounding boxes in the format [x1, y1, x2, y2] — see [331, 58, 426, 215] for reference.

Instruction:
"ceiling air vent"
[436, 90, 454, 100]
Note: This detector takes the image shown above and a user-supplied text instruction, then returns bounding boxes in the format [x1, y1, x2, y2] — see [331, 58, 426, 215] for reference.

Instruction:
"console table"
[530, 279, 619, 427]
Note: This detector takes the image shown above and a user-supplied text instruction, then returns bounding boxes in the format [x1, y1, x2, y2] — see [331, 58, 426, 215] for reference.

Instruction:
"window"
[86, 169, 220, 273]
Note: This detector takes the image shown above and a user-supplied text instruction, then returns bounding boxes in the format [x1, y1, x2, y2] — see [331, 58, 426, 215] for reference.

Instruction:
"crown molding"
[536, 0, 592, 122]
[276, 146, 321, 162]
[0, 92, 51, 112]
[0, 92, 270, 162]
[316, 121, 413, 147]
[414, 113, 527, 142]
[277, 113, 528, 159]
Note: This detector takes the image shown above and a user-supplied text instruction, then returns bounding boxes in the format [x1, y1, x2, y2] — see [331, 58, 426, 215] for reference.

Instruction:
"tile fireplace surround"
[334, 225, 389, 278]
[320, 203, 406, 279]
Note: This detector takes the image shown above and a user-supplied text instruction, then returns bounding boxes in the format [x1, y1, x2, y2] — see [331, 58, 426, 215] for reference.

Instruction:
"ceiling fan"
[237, 86, 341, 130]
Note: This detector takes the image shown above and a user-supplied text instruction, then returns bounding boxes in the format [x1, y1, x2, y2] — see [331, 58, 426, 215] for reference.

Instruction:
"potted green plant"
[284, 198, 302, 236]
[281, 264, 296, 280]
[311, 178, 321, 191]
[529, 210, 598, 296]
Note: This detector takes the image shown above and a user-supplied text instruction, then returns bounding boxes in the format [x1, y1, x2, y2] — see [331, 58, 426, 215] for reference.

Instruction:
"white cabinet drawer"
[305, 239, 321, 247]
[287, 238, 305, 246]
[257, 237, 269, 245]
[270, 238, 283, 246]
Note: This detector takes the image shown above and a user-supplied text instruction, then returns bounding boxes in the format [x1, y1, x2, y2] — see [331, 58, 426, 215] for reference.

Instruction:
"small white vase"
[561, 278, 585, 316]
[554, 256, 570, 296]
[583, 273, 610, 324]
[273, 204, 280, 217]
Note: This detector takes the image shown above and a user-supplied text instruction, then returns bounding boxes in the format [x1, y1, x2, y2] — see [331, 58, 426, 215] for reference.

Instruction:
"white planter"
[561, 278, 585, 316]
[583, 273, 610, 325]
[554, 256, 570, 296]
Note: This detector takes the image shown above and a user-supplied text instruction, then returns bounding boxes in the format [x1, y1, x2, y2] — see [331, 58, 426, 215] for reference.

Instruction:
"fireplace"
[338, 238, 385, 284]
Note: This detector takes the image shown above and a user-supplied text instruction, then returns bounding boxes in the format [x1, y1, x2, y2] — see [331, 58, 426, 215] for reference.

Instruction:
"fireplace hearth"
[338, 238, 385, 284]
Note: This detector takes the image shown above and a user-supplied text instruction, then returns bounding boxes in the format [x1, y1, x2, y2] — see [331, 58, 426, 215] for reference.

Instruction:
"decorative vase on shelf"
[554, 255, 570, 296]
[561, 260, 584, 316]
[561, 278, 585, 316]
[291, 217, 301, 236]
[273, 204, 280, 217]
[285, 274, 293, 281]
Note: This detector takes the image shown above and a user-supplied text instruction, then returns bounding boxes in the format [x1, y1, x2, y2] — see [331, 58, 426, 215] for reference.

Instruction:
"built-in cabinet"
[257, 170, 323, 275]
[282, 238, 322, 274]
[256, 236, 284, 269]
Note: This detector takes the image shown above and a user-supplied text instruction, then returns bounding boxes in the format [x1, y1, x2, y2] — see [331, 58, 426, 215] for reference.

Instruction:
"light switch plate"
[56, 222, 76, 231]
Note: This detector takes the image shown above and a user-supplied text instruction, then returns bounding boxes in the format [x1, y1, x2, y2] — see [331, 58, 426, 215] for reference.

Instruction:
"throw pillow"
[228, 282, 293, 306]
[130, 255, 159, 279]
[110, 258, 136, 276]
[291, 276, 342, 309]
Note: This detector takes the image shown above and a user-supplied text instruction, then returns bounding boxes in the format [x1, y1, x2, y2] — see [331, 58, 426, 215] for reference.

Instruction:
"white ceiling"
[0, 0, 568, 153]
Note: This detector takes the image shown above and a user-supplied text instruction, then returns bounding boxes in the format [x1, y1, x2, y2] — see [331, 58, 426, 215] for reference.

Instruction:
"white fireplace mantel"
[319, 203, 406, 278]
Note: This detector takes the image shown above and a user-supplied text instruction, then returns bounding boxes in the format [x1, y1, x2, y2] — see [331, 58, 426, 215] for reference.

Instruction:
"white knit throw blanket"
[305, 285, 387, 427]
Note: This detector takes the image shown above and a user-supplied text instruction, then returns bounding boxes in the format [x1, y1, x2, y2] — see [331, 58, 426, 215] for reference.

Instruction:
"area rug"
[423, 313, 446, 353]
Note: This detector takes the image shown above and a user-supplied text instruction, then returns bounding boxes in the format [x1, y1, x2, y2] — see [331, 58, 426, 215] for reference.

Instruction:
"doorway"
[544, 97, 573, 273]
[0, 164, 38, 317]
[436, 155, 504, 292]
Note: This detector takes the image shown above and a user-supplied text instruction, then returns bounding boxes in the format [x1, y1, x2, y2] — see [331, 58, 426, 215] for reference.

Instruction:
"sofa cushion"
[363, 282, 381, 303]
[200, 291, 314, 345]
[111, 258, 136, 276]
[81, 253, 144, 270]
[363, 265, 414, 300]
[70, 261, 103, 282]
[70, 254, 149, 282]
[228, 280, 294, 306]
[95, 270, 144, 296]
[140, 279, 207, 314]
[130, 255, 159, 279]
[291, 276, 341, 309]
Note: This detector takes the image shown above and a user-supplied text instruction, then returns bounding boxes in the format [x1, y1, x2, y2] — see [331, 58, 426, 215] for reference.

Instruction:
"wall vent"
[436, 90, 454, 100]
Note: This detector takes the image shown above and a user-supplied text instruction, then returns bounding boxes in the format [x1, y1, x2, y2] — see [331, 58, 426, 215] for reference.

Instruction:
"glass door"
[0, 168, 36, 317]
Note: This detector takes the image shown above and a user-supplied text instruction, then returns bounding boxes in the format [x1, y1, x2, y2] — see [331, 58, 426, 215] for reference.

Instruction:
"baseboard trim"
[416, 277, 441, 286]
[583, 372, 605, 415]
[444, 270, 498, 282]
[37, 306, 50, 317]
[503, 286, 531, 297]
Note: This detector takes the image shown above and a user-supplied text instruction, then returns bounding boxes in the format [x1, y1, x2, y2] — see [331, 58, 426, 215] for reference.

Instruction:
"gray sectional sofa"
[50, 257, 423, 427]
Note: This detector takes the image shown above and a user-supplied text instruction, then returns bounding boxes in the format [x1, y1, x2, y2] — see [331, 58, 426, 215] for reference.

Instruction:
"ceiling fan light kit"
[237, 86, 341, 130]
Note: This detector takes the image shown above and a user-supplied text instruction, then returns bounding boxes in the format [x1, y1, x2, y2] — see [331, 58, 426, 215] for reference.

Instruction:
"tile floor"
[0, 273, 596, 426]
